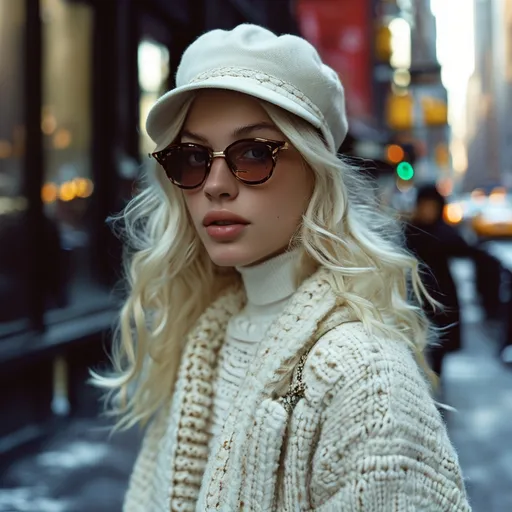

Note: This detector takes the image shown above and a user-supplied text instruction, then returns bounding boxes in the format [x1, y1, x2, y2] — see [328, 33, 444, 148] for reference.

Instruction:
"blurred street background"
[0, 0, 511, 511]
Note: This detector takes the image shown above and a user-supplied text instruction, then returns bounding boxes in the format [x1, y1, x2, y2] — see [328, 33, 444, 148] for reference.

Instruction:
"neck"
[236, 248, 301, 307]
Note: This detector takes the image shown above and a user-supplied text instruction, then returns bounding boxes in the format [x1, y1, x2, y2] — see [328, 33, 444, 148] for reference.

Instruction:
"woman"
[95, 25, 471, 511]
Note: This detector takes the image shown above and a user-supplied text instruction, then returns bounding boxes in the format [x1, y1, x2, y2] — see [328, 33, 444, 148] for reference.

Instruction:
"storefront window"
[41, 0, 105, 320]
[138, 40, 170, 159]
[0, 0, 29, 333]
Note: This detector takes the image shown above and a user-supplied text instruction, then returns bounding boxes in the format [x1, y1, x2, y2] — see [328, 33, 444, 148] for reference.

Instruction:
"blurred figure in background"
[405, 184, 472, 379]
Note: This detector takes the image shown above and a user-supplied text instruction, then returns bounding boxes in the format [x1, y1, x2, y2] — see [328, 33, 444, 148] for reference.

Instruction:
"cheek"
[282, 166, 314, 213]
[261, 173, 312, 224]
[182, 192, 201, 226]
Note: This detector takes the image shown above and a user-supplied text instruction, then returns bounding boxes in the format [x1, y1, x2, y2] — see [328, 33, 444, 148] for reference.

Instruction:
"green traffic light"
[396, 161, 414, 181]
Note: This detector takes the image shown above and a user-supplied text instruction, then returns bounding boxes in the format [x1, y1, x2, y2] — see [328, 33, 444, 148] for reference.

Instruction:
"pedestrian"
[405, 184, 472, 379]
[94, 25, 471, 511]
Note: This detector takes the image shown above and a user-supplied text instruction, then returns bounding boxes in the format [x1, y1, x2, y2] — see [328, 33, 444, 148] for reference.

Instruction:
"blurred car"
[471, 204, 512, 237]
[444, 187, 512, 240]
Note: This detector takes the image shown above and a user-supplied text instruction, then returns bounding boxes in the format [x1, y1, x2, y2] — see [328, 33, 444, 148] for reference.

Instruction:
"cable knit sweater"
[209, 249, 299, 441]
[123, 267, 471, 512]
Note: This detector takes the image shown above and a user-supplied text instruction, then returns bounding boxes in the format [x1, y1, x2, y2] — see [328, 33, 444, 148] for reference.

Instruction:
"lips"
[202, 211, 250, 227]
[202, 211, 250, 242]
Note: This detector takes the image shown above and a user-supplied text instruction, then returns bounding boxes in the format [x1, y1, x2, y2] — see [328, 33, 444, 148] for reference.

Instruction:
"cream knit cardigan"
[124, 269, 471, 511]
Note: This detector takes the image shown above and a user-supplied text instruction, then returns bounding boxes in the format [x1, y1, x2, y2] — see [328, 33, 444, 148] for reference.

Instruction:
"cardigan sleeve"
[307, 322, 472, 512]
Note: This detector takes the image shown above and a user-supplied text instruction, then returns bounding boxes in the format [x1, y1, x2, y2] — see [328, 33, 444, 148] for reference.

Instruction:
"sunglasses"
[150, 137, 289, 190]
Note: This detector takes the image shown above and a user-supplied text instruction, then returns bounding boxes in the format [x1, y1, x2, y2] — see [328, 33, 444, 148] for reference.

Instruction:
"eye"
[187, 150, 208, 167]
[242, 146, 268, 160]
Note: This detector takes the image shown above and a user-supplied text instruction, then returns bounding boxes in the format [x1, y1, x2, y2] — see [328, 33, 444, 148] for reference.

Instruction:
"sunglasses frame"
[150, 137, 289, 190]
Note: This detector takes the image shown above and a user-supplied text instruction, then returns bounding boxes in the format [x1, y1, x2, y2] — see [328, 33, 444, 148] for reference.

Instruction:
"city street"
[443, 258, 512, 512]
[0, 258, 511, 512]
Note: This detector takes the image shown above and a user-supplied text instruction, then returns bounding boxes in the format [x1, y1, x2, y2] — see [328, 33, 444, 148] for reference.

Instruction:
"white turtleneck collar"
[236, 249, 301, 307]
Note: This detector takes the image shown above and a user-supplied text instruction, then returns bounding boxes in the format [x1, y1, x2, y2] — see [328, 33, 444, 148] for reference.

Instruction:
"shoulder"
[303, 320, 431, 406]
[305, 323, 469, 510]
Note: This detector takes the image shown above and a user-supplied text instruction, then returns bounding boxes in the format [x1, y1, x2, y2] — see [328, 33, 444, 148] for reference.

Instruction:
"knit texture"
[209, 250, 300, 441]
[123, 268, 471, 512]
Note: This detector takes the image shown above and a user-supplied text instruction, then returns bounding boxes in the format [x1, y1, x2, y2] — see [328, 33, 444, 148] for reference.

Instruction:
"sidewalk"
[443, 259, 512, 512]
[0, 419, 141, 512]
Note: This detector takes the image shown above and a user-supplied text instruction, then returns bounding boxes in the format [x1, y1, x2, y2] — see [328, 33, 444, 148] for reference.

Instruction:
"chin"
[205, 244, 262, 268]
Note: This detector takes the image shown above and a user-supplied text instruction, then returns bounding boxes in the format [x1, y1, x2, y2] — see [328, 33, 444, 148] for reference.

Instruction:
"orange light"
[375, 25, 392, 62]
[74, 177, 94, 198]
[444, 203, 463, 224]
[422, 97, 448, 126]
[53, 129, 72, 149]
[41, 114, 57, 135]
[489, 192, 506, 203]
[386, 144, 405, 164]
[59, 181, 78, 202]
[41, 182, 58, 204]
[386, 92, 414, 130]
[490, 186, 506, 198]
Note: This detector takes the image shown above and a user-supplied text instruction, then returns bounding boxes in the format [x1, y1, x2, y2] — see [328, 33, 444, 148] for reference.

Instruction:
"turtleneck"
[237, 248, 301, 307]
[208, 249, 301, 442]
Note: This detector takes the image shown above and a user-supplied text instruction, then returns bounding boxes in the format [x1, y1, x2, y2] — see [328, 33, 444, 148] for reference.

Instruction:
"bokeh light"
[444, 203, 464, 224]
[41, 182, 58, 204]
[396, 161, 414, 181]
[386, 144, 405, 164]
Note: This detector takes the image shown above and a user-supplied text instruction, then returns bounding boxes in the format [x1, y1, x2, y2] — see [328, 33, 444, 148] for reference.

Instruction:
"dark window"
[0, 0, 30, 334]
[1, 0, 117, 339]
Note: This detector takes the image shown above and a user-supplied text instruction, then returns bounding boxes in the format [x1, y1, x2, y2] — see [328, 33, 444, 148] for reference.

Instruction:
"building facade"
[465, 0, 512, 191]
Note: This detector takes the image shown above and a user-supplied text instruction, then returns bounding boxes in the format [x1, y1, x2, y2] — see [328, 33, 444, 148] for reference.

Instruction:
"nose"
[203, 156, 239, 200]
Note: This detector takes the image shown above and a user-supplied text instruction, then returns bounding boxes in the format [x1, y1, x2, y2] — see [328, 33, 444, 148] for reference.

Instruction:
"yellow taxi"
[444, 187, 512, 238]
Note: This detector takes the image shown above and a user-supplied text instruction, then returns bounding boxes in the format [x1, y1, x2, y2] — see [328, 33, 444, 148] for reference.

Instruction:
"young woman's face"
[180, 90, 313, 267]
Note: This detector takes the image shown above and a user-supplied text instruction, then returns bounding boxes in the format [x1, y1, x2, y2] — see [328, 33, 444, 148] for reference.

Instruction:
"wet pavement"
[0, 258, 511, 512]
[443, 259, 512, 512]
[0, 420, 141, 512]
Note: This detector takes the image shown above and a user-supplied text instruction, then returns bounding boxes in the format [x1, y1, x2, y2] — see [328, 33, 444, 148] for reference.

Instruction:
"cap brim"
[146, 77, 325, 151]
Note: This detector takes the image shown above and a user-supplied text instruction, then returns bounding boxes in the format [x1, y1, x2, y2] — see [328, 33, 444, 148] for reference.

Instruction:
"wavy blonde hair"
[92, 93, 436, 430]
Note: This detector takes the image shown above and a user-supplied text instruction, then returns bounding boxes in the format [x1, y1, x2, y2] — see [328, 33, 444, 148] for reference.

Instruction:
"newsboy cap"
[146, 24, 348, 152]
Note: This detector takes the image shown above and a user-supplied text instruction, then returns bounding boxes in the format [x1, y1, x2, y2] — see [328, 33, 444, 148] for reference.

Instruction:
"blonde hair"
[92, 93, 436, 430]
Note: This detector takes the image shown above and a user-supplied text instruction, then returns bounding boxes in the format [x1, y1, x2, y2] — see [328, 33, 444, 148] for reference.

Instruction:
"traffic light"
[396, 161, 414, 181]
[385, 142, 416, 181]
[385, 144, 405, 164]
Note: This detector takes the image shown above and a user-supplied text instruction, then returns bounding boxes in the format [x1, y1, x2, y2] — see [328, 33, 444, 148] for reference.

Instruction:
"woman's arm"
[307, 324, 471, 511]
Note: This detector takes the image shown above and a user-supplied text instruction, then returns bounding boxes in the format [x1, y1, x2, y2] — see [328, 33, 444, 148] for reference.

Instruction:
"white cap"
[146, 24, 348, 153]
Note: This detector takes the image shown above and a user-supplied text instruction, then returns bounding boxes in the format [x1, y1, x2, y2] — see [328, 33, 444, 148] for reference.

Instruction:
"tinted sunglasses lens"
[162, 146, 209, 188]
[227, 140, 274, 182]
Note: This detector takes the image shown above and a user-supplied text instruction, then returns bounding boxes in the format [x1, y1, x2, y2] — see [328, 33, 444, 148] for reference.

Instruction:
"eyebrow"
[181, 122, 281, 144]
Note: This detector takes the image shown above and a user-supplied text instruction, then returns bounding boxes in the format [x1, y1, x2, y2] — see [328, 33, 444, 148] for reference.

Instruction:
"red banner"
[296, 0, 373, 121]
